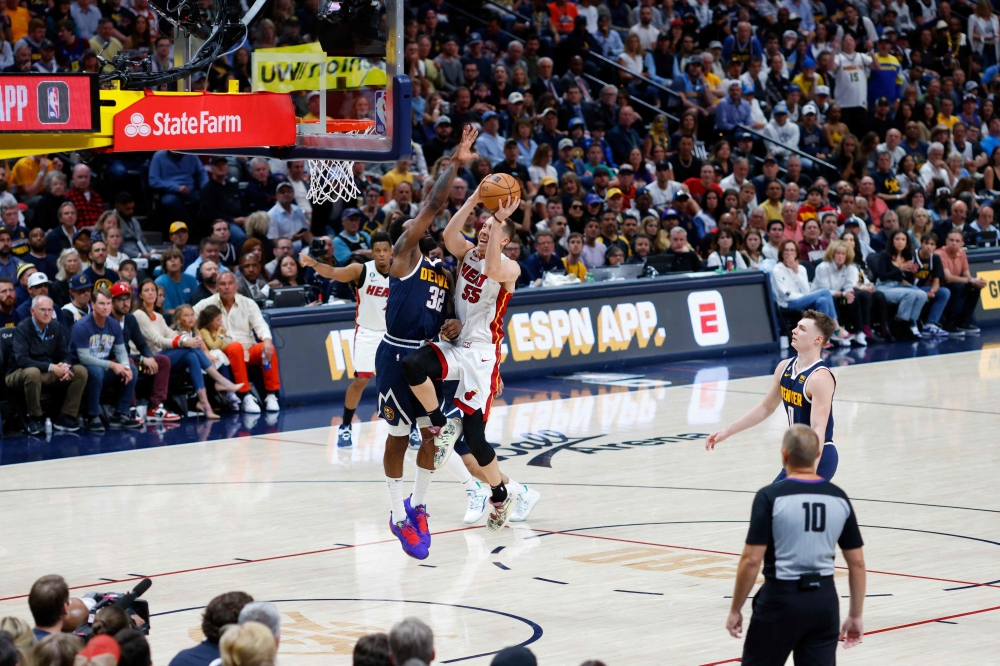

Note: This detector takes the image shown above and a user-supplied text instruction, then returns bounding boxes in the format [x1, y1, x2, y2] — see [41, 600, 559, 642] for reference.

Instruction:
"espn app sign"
[687, 290, 730, 346]
[0, 74, 98, 132]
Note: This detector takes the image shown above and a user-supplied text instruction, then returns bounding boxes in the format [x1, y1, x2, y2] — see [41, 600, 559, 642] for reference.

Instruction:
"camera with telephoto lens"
[310, 238, 328, 256]
[73, 579, 152, 641]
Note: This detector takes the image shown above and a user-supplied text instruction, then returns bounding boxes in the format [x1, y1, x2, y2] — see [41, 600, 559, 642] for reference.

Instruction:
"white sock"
[386, 476, 406, 524]
[507, 478, 526, 497]
[445, 450, 476, 488]
[412, 467, 434, 507]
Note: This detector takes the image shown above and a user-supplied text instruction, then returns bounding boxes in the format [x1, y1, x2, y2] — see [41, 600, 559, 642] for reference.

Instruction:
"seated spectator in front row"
[133, 279, 243, 419]
[70, 288, 142, 432]
[771, 239, 853, 345]
[937, 230, 987, 334]
[193, 272, 281, 413]
[523, 231, 563, 284]
[235, 253, 270, 300]
[6, 296, 87, 434]
[562, 232, 588, 281]
[580, 218, 607, 269]
[109, 282, 181, 423]
[662, 228, 704, 273]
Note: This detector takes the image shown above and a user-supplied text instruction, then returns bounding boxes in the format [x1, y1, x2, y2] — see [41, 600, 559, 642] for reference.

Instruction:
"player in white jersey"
[831, 34, 879, 135]
[299, 231, 392, 448]
[400, 186, 540, 529]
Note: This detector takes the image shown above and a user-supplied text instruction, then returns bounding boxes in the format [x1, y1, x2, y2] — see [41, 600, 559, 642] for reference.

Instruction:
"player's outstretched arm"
[483, 197, 522, 285]
[442, 182, 482, 261]
[706, 361, 785, 450]
[394, 126, 479, 260]
[298, 254, 365, 283]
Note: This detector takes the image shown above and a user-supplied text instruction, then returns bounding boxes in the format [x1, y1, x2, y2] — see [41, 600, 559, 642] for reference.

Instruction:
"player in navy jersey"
[376, 125, 478, 560]
[707, 310, 839, 481]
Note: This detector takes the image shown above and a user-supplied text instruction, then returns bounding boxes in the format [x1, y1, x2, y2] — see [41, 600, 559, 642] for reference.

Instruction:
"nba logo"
[374, 90, 386, 136]
[687, 290, 730, 346]
[46, 87, 59, 120]
[36, 81, 69, 124]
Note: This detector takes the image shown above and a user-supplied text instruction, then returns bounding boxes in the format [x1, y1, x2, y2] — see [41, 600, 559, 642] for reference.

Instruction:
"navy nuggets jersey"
[384, 257, 450, 343]
[780, 358, 835, 443]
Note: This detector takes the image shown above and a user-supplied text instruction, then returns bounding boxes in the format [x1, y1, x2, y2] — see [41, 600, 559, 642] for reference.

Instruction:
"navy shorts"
[376, 341, 425, 431]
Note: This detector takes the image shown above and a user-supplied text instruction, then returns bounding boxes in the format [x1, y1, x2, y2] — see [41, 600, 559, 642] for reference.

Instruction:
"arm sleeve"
[113, 342, 129, 365]
[746, 489, 773, 545]
[76, 346, 111, 369]
[128, 318, 155, 358]
[838, 499, 864, 550]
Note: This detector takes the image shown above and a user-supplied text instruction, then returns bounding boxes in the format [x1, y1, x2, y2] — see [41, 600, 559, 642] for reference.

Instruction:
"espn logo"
[687, 291, 729, 346]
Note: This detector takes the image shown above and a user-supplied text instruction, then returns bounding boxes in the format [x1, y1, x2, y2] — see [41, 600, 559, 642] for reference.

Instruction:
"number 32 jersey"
[454, 249, 513, 346]
[384, 256, 450, 342]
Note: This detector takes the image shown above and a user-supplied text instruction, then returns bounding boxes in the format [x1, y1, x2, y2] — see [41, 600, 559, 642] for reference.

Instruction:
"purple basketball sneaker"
[404, 496, 431, 548]
[389, 515, 428, 560]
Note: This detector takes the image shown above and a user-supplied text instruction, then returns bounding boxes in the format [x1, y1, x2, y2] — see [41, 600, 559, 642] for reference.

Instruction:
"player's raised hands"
[452, 126, 479, 164]
[494, 196, 521, 222]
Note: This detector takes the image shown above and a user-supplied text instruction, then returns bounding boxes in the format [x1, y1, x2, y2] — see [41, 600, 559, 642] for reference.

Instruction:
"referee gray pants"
[742, 576, 840, 666]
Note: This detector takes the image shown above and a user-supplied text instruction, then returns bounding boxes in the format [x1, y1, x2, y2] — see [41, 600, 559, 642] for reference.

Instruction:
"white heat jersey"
[454, 249, 513, 346]
[356, 260, 389, 331]
[832, 52, 872, 108]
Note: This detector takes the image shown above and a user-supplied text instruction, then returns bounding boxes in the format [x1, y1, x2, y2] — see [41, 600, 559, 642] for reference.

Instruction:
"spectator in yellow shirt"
[562, 232, 588, 281]
[6, 0, 31, 43]
[937, 98, 959, 129]
[8, 155, 59, 198]
[380, 159, 415, 197]
[791, 58, 824, 101]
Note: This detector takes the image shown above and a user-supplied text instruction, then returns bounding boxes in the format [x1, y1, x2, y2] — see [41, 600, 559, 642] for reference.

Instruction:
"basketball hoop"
[301, 118, 377, 204]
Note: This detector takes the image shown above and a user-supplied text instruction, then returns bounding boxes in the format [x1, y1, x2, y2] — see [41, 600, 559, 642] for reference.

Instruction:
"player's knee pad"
[463, 410, 495, 467]
[401, 346, 442, 386]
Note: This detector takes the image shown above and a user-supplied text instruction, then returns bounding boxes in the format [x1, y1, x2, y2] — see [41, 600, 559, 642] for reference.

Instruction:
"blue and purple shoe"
[389, 515, 428, 560]
[404, 496, 431, 548]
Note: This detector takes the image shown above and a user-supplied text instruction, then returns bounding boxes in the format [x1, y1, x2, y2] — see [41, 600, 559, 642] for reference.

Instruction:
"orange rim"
[296, 118, 376, 133]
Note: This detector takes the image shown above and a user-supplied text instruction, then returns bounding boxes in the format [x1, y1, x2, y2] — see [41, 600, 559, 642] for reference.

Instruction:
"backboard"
[205, 0, 411, 163]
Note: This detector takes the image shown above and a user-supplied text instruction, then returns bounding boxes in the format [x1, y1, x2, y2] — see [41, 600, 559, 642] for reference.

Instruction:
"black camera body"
[310, 238, 328, 256]
[73, 579, 152, 641]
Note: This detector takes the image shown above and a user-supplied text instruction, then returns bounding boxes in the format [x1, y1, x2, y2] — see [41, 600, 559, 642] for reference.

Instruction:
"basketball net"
[305, 121, 377, 204]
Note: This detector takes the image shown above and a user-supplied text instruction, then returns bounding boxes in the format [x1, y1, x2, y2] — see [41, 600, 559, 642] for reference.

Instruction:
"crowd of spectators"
[4, 575, 602, 666]
[1, 0, 996, 415]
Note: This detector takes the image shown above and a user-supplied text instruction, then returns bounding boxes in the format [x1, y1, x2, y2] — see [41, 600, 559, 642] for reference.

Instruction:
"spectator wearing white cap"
[14, 271, 50, 321]
[812, 84, 831, 124]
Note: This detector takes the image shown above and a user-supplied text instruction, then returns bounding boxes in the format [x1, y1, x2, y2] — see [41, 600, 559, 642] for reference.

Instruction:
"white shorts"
[431, 340, 501, 420]
[353, 325, 382, 377]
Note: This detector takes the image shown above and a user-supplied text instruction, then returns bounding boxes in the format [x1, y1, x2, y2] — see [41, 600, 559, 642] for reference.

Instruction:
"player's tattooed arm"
[424, 125, 478, 215]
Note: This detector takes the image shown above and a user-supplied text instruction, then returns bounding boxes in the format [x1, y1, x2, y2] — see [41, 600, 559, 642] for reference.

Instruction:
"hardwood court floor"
[0, 348, 998, 665]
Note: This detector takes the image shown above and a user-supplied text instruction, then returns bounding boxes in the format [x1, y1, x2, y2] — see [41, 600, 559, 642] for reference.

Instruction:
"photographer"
[169, 592, 253, 666]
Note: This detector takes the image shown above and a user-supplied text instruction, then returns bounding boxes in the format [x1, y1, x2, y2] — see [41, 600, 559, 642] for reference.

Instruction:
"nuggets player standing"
[299, 231, 393, 448]
[376, 125, 478, 559]
[707, 310, 839, 481]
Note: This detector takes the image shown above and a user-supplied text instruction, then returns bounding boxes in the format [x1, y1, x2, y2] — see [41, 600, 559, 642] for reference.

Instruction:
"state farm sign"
[113, 91, 296, 152]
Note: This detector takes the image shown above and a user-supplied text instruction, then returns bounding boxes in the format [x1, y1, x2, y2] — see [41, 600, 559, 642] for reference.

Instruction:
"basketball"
[480, 173, 521, 212]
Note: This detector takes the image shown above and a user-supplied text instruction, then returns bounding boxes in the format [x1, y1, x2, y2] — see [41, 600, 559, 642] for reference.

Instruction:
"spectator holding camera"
[937, 229, 987, 333]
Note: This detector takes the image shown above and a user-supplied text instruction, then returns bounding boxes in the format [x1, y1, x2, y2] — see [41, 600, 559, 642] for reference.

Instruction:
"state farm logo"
[124, 112, 151, 137]
[687, 290, 729, 346]
[151, 110, 242, 136]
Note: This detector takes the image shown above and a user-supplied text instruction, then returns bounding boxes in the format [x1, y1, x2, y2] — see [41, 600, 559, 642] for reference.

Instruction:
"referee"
[726, 424, 867, 665]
